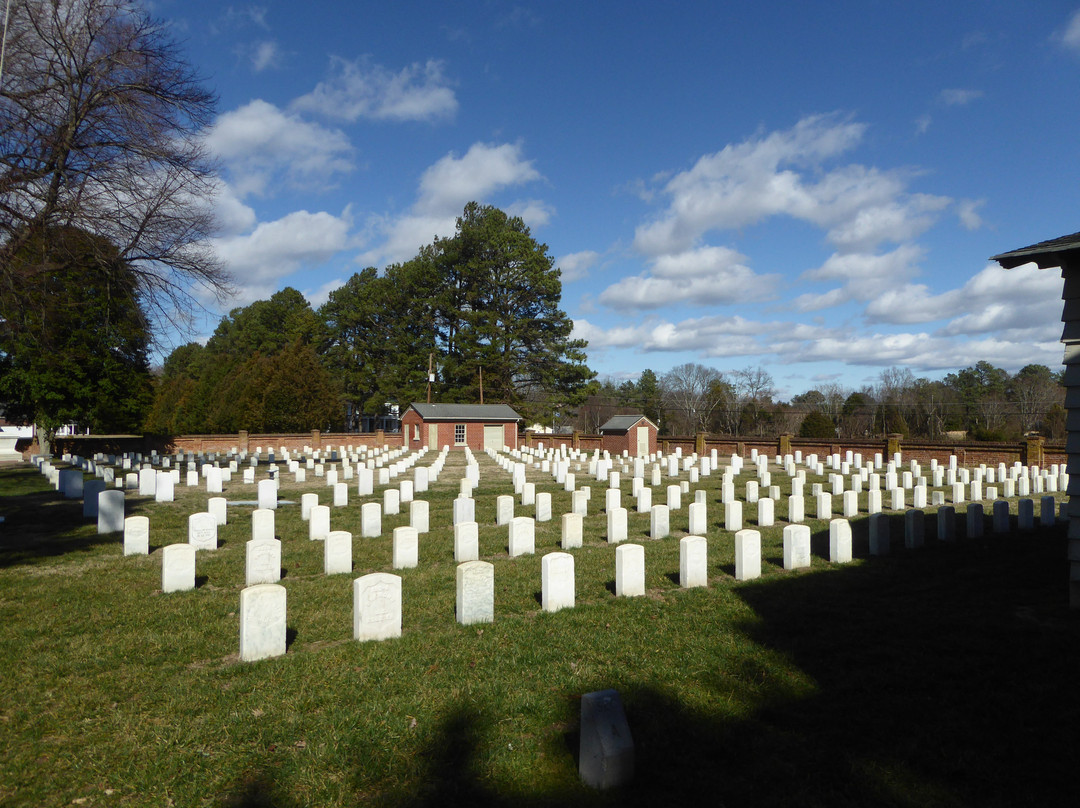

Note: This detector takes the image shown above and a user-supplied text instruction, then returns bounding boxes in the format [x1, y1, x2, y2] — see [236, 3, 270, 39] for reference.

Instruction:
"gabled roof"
[991, 231, 1080, 269]
[599, 414, 657, 432]
[406, 403, 522, 421]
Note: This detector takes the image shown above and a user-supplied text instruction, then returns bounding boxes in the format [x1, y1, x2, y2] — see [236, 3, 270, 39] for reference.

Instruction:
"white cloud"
[632, 114, 950, 264]
[362, 142, 545, 265]
[599, 246, 778, 310]
[939, 88, 984, 106]
[250, 40, 281, 72]
[213, 209, 353, 303]
[505, 199, 555, 229]
[573, 314, 771, 355]
[303, 277, 346, 309]
[801, 244, 926, 304]
[415, 142, 541, 215]
[205, 100, 354, 197]
[1057, 9, 1080, 51]
[292, 57, 457, 122]
[957, 198, 985, 230]
[557, 250, 599, 283]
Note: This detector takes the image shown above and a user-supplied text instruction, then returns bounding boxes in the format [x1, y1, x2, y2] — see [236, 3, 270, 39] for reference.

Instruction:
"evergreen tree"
[0, 227, 153, 444]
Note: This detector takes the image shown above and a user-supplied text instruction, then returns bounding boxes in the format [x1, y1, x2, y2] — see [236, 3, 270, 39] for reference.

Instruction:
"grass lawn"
[0, 451, 1077, 807]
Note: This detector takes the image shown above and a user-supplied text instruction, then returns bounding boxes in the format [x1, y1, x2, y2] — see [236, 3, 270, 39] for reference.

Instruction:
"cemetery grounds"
[0, 448, 1078, 807]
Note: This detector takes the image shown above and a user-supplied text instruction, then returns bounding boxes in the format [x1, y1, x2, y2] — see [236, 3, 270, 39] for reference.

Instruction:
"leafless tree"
[0, 0, 230, 330]
[731, 365, 776, 436]
[660, 363, 725, 434]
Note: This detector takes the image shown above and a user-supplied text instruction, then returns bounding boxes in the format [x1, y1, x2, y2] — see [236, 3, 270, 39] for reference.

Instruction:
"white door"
[428, 424, 438, 449]
[636, 425, 650, 456]
[484, 425, 504, 451]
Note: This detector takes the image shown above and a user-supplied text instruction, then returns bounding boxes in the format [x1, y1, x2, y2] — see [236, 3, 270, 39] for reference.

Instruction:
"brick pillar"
[695, 432, 706, 455]
[1023, 435, 1045, 467]
[572, 430, 581, 450]
[311, 429, 321, 450]
[375, 429, 385, 448]
[238, 430, 249, 453]
[779, 433, 792, 456]
[887, 433, 903, 458]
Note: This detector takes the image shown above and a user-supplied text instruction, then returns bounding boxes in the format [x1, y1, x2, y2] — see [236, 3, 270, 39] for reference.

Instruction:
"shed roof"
[406, 403, 522, 422]
[599, 414, 657, 432]
[991, 231, 1080, 269]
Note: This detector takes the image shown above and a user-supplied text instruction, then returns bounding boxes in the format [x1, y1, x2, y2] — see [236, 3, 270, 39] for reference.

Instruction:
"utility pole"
[479, 366, 484, 405]
[426, 353, 433, 404]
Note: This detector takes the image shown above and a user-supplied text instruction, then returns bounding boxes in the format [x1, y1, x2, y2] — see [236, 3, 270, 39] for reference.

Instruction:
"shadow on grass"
[0, 478, 122, 568]
[218, 526, 1080, 807]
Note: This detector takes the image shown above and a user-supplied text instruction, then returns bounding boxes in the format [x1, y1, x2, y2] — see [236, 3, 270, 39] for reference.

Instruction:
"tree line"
[579, 361, 1066, 441]
[145, 203, 594, 434]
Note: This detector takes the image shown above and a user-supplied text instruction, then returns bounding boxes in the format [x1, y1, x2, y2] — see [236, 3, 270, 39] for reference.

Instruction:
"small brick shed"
[401, 403, 522, 451]
[599, 414, 658, 457]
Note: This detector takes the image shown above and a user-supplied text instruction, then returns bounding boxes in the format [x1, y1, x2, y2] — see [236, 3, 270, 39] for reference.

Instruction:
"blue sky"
[159, 1, 1080, 399]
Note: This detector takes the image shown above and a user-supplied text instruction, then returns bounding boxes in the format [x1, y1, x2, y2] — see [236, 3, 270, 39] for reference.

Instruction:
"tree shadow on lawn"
[222, 525, 1080, 807]
[0, 485, 122, 568]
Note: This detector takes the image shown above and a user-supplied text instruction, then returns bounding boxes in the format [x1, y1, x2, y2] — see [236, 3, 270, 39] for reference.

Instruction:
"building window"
[413, 424, 419, 442]
[454, 423, 466, 445]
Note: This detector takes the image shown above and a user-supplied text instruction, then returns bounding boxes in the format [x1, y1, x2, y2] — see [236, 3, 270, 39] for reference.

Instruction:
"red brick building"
[400, 403, 522, 451]
[598, 415, 658, 457]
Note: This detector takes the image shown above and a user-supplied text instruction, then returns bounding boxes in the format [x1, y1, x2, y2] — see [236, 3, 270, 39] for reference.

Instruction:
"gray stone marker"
[782, 524, 811, 570]
[162, 543, 196, 593]
[353, 572, 402, 642]
[561, 512, 584, 549]
[239, 583, 287, 662]
[725, 500, 743, 532]
[246, 537, 281, 585]
[208, 496, 227, 526]
[83, 479, 106, 518]
[325, 530, 354, 575]
[155, 472, 175, 503]
[650, 504, 669, 540]
[1041, 495, 1057, 528]
[496, 494, 515, 525]
[309, 504, 331, 541]
[452, 496, 475, 525]
[829, 518, 852, 563]
[937, 506, 956, 541]
[454, 521, 479, 562]
[392, 526, 419, 569]
[966, 504, 984, 538]
[535, 492, 552, 522]
[992, 499, 1010, 533]
[1017, 498, 1035, 531]
[579, 689, 634, 789]
[123, 515, 149, 556]
[188, 512, 218, 550]
[138, 467, 156, 496]
[679, 535, 707, 588]
[383, 488, 401, 515]
[508, 516, 535, 557]
[456, 561, 494, 625]
[735, 529, 761, 581]
[607, 507, 628, 544]
[97, 489, 125, 534]
[869, 513, 890, 555]
[787, 495, 804, 523]
[615, 543, 645, 596]
[410, 500, 430, 533]
[252, 508, 275, 542]
[542, 551, 575, 612]
[904, 510, 925, 549]
[300, 492, 318, 520]
[757, 497, 775, 527]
